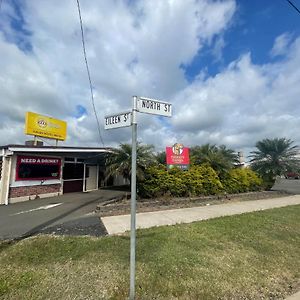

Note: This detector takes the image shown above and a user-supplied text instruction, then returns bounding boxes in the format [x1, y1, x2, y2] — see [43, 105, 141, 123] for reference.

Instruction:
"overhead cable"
[286, 0, 300, 15]
[76, 0, 105, 147]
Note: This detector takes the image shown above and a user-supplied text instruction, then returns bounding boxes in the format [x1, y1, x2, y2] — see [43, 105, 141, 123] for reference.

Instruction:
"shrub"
[138, 165, 223, 198]
[221, 168, 263, 194]
[138, 165, 263, 199]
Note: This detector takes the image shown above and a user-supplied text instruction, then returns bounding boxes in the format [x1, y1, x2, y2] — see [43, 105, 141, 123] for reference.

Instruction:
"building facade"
[0, 145, 126, 205]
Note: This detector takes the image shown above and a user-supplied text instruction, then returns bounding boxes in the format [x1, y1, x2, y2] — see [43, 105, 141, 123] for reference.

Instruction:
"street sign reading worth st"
[137, 96, 172, 117]
[104, 112, 132, 130]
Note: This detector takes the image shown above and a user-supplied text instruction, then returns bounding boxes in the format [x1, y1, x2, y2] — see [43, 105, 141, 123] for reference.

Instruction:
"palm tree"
[190, 144, 238, 176]
[105, 143, 156, 182]
[218, 145, 240, 165]
[155, 151, 166, 164]
[249, 138, 300, 181]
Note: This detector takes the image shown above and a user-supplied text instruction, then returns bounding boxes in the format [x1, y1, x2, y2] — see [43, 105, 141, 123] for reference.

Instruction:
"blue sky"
[1, 0, 300, 156]
[184, 0, 300, 80]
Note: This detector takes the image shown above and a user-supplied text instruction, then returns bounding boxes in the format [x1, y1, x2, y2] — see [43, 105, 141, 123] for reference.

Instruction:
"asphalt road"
[0, 189, 126, 240]
[272, 178, 300, 194]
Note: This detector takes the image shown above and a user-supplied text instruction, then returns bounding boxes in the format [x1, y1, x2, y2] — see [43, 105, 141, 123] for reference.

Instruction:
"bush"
[138, 165, 264, 199]
[221, 168, 263, 194]
[138, 165, 223, 198]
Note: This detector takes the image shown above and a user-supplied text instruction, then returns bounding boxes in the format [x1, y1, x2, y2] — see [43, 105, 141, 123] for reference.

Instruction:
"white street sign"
[137, 97, 172, 117]
[105, 96, 172, 300]
[104, 112, 132, 130]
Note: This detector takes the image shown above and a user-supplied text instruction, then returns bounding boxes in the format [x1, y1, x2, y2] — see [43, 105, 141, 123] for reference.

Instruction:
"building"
[0, 144, 126, 205]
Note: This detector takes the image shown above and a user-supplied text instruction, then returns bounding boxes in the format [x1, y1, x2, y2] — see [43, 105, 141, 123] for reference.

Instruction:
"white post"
[96, 164, 99, 190]
[129, 96, 138, 300]
[4, 155, 12, 205]
[83, 163, 86, 192]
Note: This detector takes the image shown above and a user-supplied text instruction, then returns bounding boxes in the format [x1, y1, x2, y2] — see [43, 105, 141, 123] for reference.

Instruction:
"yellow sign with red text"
[25, 112, 67, 141]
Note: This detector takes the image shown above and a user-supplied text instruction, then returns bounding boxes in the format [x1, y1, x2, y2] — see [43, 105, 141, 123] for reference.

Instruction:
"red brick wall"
[9, 184, 61, 198]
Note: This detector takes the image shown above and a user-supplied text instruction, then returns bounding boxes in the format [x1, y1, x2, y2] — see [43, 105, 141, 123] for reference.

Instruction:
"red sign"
[16, 155, 61, 181]
[166, 143, 190, 166]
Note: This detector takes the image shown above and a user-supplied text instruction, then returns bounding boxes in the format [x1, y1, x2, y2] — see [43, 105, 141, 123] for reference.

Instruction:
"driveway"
[272, 178, 300, 194]
[0, 189, 126, 240]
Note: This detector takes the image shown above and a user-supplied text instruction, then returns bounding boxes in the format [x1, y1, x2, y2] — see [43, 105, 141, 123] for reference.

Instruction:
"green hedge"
[221, 168, 263, 194]
[138, 165, 263, 198]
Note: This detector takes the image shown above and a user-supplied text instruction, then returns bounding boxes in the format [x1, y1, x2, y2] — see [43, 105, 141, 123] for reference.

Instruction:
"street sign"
[137, 96, 172, 117]
[104, 96, 172, 300]
[104, 112, 132, 130]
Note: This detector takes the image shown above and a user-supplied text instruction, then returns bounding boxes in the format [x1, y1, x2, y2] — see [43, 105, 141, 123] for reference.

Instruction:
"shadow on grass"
[0, 240, 15, 253]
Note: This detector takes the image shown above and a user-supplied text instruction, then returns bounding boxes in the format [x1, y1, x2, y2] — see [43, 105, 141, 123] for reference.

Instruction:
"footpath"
[102, 195, 300, 234]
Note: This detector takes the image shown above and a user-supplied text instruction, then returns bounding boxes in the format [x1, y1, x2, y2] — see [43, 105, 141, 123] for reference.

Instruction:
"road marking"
[10, 203, 63, 216]
[84, 212, 96, 216]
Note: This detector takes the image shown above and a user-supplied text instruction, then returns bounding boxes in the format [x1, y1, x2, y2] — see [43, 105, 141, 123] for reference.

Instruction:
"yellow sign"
[25, 112, 67, 141]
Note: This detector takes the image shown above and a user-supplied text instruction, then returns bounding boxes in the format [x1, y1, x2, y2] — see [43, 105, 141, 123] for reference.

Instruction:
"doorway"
[84, 165, 98, 192]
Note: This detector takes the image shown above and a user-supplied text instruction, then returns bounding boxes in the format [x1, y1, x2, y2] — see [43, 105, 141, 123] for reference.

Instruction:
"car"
[285, 172, 300, 179]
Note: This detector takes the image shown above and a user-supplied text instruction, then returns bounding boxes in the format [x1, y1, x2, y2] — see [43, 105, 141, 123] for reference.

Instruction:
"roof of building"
[0, 145, 115, 163]
[0, 144, 114, 152]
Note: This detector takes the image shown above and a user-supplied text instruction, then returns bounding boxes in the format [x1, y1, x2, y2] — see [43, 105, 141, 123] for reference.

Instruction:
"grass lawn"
[0, 205, 299, 300]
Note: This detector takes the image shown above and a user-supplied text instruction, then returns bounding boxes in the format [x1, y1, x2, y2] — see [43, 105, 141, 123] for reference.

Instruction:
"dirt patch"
[97, 190, 291, 217]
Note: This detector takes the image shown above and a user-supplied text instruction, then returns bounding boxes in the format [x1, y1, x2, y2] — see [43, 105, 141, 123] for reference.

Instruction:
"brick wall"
[9, 184, 61, 198]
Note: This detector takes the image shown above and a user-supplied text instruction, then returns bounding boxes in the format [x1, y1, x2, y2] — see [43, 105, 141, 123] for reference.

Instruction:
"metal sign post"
[129, 96, 137, 300]
[105, 96, 172, 300]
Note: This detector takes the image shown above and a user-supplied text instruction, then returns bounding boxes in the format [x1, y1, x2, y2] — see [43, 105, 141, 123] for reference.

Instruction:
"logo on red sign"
[166, 143, 190, 168]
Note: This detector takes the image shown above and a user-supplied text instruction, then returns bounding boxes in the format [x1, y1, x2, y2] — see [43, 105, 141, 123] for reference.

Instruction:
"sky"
[1, 0, 300, 158]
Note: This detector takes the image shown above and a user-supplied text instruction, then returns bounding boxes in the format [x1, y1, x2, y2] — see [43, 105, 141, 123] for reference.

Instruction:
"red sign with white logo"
[166, 143, 190, 167]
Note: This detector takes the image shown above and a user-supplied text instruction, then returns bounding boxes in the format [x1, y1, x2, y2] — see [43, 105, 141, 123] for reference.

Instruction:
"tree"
[249, 138, 300, 182]
[190, 144, 238, 176]
[155, 151, 166, 164]
[105, 143, 156, 182]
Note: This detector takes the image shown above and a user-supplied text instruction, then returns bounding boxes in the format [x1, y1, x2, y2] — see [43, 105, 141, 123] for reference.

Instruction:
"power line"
[286, 0, 300, 15]
[76, 0, 105, 147]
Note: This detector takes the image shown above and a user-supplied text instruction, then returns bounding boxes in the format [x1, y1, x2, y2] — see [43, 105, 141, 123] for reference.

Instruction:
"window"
[63, 163, 84, 180]
[64, 157, 75, 162]
[16, 155, 61, 181]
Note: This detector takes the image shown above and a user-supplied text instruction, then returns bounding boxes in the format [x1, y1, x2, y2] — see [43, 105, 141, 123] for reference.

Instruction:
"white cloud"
[171, 36, 300, 155]
[1, 1, 300, 159]
[270, 32, 293, 57]
[0, 0, 236, 147]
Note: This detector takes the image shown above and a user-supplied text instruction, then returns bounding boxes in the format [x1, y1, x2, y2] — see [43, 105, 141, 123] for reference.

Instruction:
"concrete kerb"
[97, 191, 291, 217]
[285, 290, 300, 300]
[96, 193, 131, 210]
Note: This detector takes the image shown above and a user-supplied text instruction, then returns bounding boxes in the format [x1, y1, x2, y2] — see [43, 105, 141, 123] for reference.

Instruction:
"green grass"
[0, 205, 299, 299]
